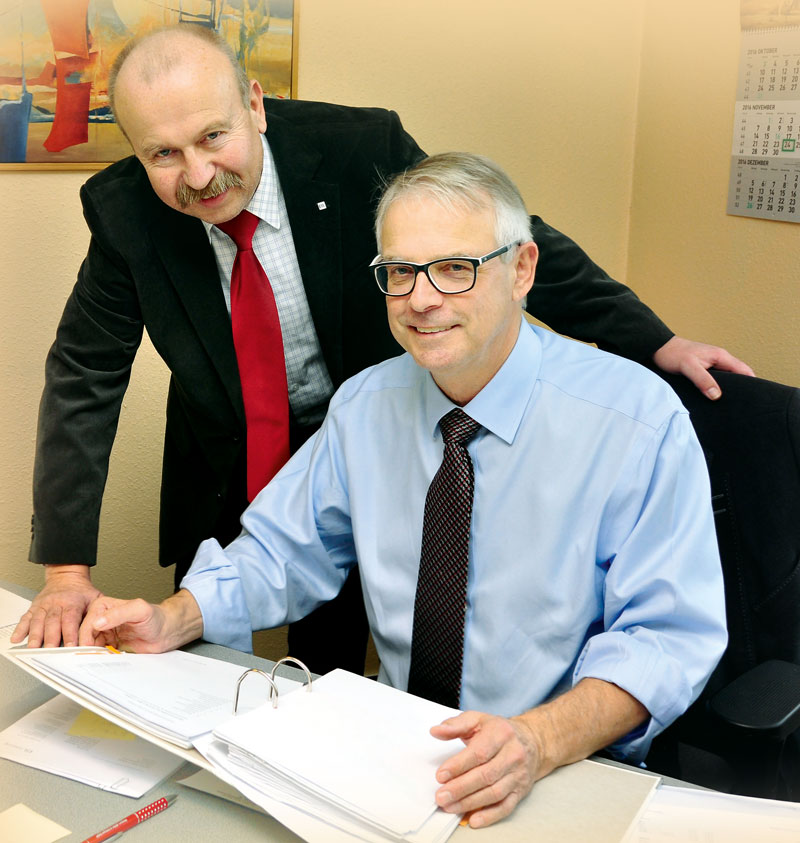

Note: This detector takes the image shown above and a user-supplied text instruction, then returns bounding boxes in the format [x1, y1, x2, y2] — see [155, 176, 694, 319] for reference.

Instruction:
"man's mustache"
[176, 171, 245, 208]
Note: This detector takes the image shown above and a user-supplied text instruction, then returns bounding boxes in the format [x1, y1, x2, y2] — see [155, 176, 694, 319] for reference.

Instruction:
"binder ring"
[232, 658, 313, 714]
[270, 657, 313, 694]
[232, 668, 280, 714]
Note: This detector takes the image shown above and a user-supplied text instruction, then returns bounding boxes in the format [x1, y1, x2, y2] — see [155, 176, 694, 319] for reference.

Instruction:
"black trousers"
[286, 567, 370, 676]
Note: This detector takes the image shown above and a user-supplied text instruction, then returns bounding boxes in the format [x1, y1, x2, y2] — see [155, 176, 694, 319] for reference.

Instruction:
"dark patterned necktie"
[407, 407, 482, 707]
[216, 210, 290, 501]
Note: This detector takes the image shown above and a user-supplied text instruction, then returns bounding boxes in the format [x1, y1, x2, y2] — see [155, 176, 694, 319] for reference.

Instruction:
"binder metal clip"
[233, 657, 313, 714]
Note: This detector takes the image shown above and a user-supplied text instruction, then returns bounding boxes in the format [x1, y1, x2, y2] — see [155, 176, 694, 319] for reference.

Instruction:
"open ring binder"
[232, 656, 313, 714]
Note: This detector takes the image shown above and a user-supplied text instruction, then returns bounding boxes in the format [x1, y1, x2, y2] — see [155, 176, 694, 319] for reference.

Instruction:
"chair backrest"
[657, 370, 800, 695]
[647, 369, 800, 796]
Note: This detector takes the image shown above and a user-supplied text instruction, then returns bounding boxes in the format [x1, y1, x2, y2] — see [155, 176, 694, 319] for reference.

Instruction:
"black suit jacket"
[30, 98, 672, 576]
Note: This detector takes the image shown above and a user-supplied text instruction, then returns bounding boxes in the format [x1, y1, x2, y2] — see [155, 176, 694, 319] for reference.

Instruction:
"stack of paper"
[8, 647, 300, 751]
[207, 669, 461, 843]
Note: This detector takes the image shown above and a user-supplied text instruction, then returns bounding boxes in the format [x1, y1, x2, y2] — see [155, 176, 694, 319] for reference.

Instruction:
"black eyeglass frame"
[370, 241, 519, 296]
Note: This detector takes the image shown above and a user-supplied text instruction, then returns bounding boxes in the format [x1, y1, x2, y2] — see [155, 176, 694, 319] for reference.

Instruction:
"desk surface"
[1, 580, 678, 842]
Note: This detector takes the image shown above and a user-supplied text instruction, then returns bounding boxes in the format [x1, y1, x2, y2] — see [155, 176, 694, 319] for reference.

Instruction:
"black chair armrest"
[709, 659, 800, 741]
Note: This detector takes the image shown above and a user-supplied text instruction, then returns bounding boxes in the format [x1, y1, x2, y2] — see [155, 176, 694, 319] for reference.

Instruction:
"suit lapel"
[266, 112, 345, 386]
[148, 200, 244, 423]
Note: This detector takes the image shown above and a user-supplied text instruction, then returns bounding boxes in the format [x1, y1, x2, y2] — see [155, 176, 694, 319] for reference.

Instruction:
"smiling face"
[381, 194, 537, 405]
[113, 35, 266, 225]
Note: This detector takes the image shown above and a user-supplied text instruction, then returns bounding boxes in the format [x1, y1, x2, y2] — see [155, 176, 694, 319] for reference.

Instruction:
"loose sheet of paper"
[629, 784, 800, 842]
[0, 587, 30, 650]
[0, 803, 69, 843]
[0, 694, 184, 797]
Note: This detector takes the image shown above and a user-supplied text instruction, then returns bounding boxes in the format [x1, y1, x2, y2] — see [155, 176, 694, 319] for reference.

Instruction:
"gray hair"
[375, 152, 533, 258]
[108, 24, 250, 133]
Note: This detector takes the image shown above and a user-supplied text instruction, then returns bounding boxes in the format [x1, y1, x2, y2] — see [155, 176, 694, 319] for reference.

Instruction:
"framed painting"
[0, 0, 297, 170]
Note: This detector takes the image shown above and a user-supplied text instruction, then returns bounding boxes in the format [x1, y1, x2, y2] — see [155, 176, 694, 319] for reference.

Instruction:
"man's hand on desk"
[653, 336, 755, 400]
[430, 678, 649, 828]
[430, 710, 541, 828]
[78, 589, 204, 653]
[11, 564, 101, 648]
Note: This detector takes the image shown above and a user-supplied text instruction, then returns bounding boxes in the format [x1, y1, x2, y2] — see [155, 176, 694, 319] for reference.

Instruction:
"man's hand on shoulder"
[78, 589, 204, 653]
[429, 710, 543, 828]
[12, 564, 101, 648]
[653, 336, 755, 400]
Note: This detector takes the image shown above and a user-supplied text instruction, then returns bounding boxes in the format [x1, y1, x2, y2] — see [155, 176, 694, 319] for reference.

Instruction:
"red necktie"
[216, 210, 290, 501]
[407, 408, 481, 707]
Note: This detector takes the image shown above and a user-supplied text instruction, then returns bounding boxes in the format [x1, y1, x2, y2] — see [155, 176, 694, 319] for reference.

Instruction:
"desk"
[1, 581, 676, 842]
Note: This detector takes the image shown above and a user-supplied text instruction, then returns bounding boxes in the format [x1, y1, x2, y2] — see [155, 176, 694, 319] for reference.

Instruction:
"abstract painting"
[0, 0, 295, 168]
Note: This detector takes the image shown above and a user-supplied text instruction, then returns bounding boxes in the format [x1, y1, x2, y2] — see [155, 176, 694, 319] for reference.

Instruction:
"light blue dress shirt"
[183, 318, 727, 762]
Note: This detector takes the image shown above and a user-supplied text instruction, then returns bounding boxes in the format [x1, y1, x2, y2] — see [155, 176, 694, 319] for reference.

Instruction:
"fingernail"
[706, 386, 721, 400]
[436, 790, 453, 807]
[437, 770, 452, 783]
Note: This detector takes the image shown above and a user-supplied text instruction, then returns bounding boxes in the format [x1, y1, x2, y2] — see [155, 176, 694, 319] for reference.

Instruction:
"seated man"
[80, 152, 727, 828]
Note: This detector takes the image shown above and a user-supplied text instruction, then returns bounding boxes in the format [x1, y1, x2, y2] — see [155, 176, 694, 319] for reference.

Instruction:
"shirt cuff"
[180, 538, 253, 653]
[573, 629, 691, 762]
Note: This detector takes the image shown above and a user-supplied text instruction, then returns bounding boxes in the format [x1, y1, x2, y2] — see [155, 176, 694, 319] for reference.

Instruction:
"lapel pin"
[317, 201, 327, 210]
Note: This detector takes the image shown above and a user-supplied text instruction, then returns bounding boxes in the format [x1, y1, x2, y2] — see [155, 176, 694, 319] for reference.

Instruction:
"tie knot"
[216, 209, 259, 251]
[439, 408, 481, 446]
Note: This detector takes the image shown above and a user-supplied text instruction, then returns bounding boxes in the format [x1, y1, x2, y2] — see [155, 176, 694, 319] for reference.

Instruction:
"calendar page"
[728, 24, 800, 222]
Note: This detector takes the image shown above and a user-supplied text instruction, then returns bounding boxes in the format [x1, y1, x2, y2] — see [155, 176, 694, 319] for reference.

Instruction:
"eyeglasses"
[370, 242, 518, 296]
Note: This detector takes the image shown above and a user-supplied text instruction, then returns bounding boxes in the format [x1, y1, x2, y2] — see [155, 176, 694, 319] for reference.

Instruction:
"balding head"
[109, 25, 249, 136]
[109, 24, 267, 225]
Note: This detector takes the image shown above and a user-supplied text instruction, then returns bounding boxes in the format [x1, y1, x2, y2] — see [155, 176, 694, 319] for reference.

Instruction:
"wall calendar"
[728, 8, 800, 223]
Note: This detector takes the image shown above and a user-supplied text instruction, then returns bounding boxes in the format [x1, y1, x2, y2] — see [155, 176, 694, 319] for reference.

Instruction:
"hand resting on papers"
[11, 564, 101, 648]
[431, 679, 648, 828]
[77, 590, 204, 653]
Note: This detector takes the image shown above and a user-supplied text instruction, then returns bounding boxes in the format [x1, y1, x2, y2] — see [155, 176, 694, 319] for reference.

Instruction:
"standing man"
[14, 24, 747, 661]
[79, 152, 727, 829]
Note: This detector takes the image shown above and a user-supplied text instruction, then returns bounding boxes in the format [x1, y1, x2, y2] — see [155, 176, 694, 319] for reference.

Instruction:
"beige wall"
[1, 1, 796, 613]
[630, 0, 798, 384]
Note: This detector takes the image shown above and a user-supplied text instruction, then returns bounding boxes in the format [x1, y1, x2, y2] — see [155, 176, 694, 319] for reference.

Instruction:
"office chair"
[645, 369, 800, 800]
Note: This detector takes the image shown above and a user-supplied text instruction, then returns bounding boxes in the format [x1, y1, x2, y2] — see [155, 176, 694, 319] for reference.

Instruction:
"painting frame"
[0, 0, 298, 171]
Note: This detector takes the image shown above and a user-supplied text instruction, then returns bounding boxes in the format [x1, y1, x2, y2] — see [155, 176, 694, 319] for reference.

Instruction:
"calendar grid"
[728, 27, 800, 222]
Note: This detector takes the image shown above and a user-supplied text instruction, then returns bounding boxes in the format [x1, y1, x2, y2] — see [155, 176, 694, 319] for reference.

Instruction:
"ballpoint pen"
[80, 793, 178, 843]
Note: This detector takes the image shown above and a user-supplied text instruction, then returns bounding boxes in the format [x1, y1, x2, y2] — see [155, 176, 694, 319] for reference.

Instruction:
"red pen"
[80, 793, 177, 843]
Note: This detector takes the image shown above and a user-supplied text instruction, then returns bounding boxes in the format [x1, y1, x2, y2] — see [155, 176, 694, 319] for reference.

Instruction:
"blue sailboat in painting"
[0, 8, 32, 163]
[0, 89, 32, 163]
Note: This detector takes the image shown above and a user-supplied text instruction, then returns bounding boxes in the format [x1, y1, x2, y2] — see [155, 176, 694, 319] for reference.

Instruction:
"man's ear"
[249, 79, 267, 133]
[512, 241, 538, 302]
